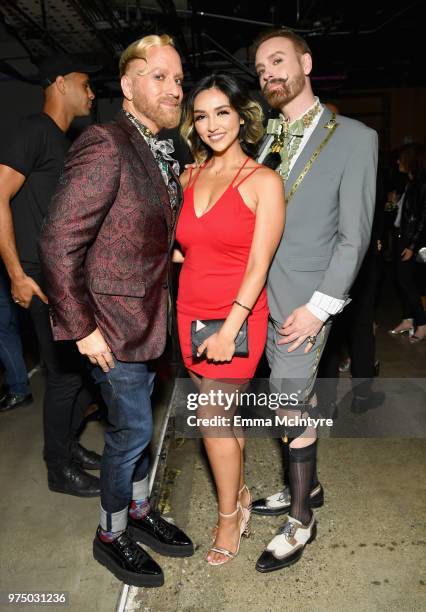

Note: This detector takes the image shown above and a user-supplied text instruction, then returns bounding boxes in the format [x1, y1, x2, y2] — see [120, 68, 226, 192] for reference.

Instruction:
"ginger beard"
[133, 86, 181, 130]
[262, 70, 305, 110]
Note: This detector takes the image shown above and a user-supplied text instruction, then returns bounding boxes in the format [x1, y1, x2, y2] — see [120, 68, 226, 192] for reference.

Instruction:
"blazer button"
[162, 282, 168, 289]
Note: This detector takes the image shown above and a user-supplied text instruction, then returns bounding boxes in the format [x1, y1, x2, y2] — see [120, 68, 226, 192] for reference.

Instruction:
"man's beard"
[263, 72, 305, 109]
[135, 94, 181, 130]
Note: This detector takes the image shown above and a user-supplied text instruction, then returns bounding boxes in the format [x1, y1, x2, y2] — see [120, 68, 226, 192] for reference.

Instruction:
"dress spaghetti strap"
[189, 157, 252, 193]
[233, 164, 262, 189]
[186, 163, 205, 190]
[230, 157, 250, 187]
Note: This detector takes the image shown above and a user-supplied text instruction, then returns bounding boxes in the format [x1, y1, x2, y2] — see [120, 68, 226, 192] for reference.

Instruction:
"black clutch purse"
[191, 319, 248, 359]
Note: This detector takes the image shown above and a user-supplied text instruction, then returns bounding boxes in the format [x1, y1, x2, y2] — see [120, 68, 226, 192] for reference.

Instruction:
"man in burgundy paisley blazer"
[39, 35, 193, 587]
[40, 104, 174, 362]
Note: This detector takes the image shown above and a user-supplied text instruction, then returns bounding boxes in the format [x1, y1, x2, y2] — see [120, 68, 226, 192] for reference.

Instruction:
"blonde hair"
[180, 73, 265, 164]
[119, 34, 175, 77]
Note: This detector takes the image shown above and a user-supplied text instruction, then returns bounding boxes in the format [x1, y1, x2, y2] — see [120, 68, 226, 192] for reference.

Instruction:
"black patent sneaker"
[71, 441, 102, 470]
[128, 509, 194, 558]
[252, 483, 324, 516]
[93, 527, 164, 587]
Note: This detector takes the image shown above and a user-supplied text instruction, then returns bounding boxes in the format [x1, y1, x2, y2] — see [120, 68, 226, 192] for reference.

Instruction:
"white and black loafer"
[255, 514, 317, 572]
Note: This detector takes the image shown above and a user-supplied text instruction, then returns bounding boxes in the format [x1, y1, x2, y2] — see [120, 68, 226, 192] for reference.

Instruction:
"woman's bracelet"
[233, 300, 252, 314]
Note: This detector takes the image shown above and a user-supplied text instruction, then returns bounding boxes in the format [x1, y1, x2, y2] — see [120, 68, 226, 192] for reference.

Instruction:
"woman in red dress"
[174, 73, 285, 565]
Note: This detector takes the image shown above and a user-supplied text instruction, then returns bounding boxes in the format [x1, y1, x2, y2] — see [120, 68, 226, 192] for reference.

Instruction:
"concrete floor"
[136, 437, 425, 612]
[0, 373, 172, 612]
[0, 269, 425, 611]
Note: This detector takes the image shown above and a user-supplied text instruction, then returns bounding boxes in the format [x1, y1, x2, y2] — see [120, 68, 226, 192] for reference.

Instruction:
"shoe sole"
[93, 543, 164, 587]
[128, 526, 194, 558]
[255, 523, 317, 573]
[48, 484, 100, 498]
[251, 493, 324, 517]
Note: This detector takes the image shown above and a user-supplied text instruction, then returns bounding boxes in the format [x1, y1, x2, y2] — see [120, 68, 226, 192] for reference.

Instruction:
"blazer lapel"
[115, 112, 173, 228]
[169, 163, 183, 215]
[257, 134, 275, 163]
[168, 163, 183, 252]
[286, 106, 333, 193]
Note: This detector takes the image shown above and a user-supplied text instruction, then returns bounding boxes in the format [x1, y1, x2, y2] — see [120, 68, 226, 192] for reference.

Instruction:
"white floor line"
[115, 584, 129, 612]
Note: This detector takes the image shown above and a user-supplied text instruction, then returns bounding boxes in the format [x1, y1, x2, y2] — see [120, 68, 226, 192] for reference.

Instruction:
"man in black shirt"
[0, 55, 102, 497]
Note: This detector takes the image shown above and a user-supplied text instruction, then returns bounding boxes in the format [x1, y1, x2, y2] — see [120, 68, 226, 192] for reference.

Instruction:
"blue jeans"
[0, 268, 30, 395]
[91, 359, 155, 532]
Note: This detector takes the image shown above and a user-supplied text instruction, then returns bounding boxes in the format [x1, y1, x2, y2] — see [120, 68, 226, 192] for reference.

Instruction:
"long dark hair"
[180, 72, 264, 164]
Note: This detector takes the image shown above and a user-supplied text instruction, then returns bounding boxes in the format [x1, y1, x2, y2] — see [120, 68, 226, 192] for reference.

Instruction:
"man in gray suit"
[251, 29, 378, 572]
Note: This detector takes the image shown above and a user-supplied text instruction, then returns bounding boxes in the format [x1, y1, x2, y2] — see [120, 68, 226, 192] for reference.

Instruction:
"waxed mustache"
[263, 77, 288, 94]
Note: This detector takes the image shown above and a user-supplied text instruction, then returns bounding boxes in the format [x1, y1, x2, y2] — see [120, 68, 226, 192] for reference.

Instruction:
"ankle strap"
[218, 503, 241, 518]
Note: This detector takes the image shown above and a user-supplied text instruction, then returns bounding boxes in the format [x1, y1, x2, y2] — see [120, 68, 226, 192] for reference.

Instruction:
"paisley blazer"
[39, 111, 181, 362]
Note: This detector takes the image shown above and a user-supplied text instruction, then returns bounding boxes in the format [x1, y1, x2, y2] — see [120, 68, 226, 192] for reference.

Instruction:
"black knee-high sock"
[285, 438, 318, 490]
[311, 445, 319, 489]
[282, 438, 290, 486]
[289, 441, 317, 525]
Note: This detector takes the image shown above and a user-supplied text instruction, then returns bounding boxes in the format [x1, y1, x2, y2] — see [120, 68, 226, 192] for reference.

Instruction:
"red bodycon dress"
[176, 158, 268, 379]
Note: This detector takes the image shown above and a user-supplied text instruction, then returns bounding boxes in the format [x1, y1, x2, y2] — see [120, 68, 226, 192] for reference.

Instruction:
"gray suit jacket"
[261, 106, 378, 322]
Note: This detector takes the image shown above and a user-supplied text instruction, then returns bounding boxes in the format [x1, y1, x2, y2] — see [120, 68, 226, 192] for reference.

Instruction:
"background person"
[0, 263, 32, 412]
[0, 54, 102, 495]
[389, 143, 426, 342]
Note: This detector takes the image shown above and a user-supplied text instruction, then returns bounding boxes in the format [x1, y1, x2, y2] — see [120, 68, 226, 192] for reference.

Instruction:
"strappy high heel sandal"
[211, 484, 252, 540]
[206, 503, 250, 566]
[238, 484, 252, 518]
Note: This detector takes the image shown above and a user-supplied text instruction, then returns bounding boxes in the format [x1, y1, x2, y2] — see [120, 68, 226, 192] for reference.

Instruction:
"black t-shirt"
[0, 112, 69, 269]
